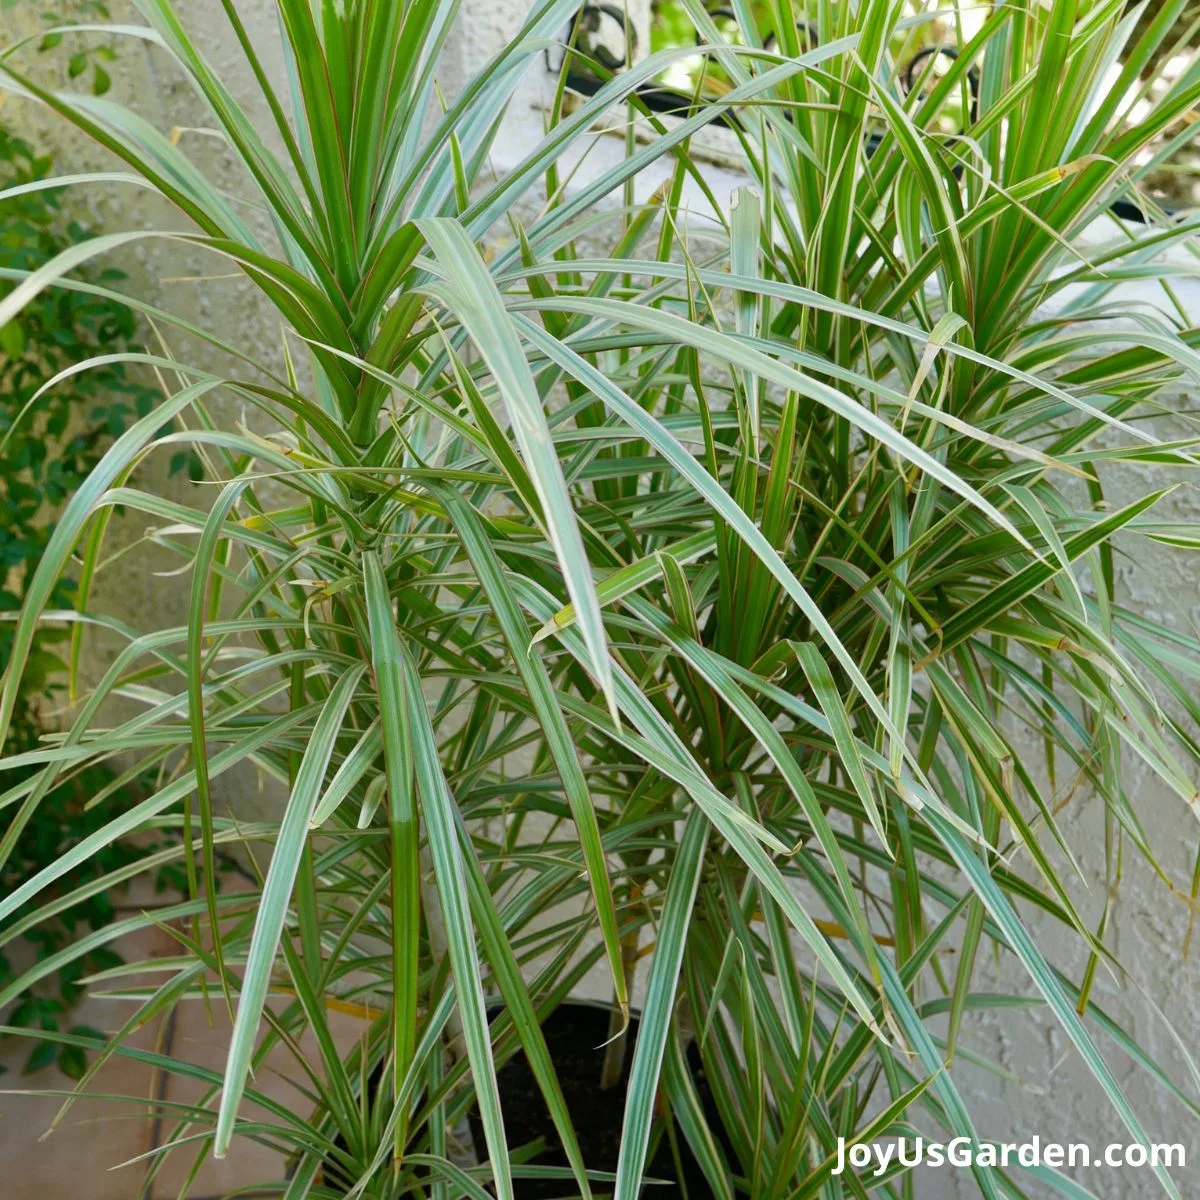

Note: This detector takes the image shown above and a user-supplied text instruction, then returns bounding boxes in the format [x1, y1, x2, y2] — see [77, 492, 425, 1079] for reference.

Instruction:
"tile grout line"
[142, 1003, 178, 1200]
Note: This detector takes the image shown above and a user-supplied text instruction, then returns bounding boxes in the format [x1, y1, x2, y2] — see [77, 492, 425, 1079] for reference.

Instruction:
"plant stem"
[599, 919, 642, 1090]
[420, 843, 478, 1168]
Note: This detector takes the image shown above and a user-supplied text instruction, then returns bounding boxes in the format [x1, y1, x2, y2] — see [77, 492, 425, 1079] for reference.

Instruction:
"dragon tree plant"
[1, 0, 1200, 1198]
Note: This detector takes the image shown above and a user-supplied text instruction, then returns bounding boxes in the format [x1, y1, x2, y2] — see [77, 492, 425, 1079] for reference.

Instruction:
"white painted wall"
[4, 3, 1200, 1195]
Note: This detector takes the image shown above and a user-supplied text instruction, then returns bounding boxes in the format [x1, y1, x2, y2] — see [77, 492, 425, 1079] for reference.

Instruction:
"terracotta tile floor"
[0, 923, 177, 1200]
[148, 996, 367, 1198]
[0, 880, 369, 1199]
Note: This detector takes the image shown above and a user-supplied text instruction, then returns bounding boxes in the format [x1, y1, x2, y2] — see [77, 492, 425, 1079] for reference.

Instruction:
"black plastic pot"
[324, 1001, 731, 1198]
[469, 999, 727, 1199]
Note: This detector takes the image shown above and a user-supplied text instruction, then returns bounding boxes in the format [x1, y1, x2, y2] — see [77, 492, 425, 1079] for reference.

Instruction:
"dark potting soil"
[472, 1002, 724, 1199]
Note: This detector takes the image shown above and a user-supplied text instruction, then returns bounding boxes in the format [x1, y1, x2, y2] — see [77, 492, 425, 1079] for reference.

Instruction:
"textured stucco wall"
[4, 3, 1200, 1195]
[4, 1, 300, 824]
[935, 434, 1200, 1198]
